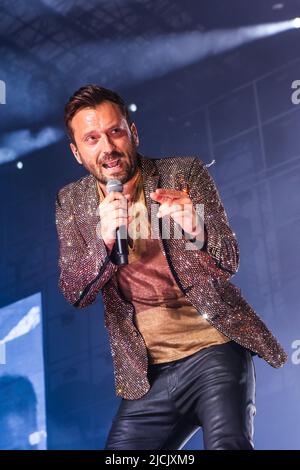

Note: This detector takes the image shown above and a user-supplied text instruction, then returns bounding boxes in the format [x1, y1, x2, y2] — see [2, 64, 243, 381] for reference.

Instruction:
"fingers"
[150, 188, 190, 200]
[156, 202, 200, 236]
[157, 202, 193, 218]
[102, 199, 127, 212]
[99, 192, 129, 215]
[105, 191, 128, 202]
[98, 192, 132, 244]
[150, 193, 191, 206]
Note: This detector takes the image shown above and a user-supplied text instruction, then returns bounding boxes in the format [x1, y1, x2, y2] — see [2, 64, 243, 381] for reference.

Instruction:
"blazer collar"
[137, 153, 160, 217]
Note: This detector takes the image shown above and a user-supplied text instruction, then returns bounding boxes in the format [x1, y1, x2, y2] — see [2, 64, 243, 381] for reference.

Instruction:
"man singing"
[56, 84, 287, 450]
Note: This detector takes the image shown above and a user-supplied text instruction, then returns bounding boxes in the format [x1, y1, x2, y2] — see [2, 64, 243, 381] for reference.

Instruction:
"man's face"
[70, 101, 139, 185]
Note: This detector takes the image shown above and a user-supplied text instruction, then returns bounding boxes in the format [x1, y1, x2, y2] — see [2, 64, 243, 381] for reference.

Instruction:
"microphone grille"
[106, 179, 123, 193]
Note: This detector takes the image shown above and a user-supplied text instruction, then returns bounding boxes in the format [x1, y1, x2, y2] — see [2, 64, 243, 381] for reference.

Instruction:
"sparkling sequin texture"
[55, 154, 288, 400]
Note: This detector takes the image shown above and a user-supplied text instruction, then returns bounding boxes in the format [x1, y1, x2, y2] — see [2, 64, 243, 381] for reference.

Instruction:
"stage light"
[293, 17, 300, 29]
[16, 161, 23, 169]
[129, 103, 137, 112]
[0, 127, 64, 166]
[272, 3, 284, 10]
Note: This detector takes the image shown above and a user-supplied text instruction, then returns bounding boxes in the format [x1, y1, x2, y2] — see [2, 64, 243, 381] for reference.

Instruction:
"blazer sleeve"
[55, 188, 118, 308]
[188, 157, 240, 275]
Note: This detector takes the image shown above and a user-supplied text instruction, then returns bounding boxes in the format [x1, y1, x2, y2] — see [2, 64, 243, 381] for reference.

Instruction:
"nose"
[101, 133, 116, 153]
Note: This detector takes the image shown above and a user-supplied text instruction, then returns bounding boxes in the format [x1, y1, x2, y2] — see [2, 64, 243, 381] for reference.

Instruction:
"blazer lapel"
[138, 154, 159, 205]
[138, 154, 160, 238]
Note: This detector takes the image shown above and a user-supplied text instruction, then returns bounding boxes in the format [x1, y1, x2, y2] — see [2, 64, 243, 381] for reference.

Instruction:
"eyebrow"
[82, 124, 124, 140]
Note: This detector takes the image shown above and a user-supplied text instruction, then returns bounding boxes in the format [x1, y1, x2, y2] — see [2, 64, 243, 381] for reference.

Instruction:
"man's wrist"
[186, 225, 202, 240]
[184, 215, 204, 240]
[183, 223, 207, 249]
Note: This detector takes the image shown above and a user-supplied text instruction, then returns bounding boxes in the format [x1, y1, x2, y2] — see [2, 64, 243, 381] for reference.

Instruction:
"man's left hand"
[150, 188, 204, 240]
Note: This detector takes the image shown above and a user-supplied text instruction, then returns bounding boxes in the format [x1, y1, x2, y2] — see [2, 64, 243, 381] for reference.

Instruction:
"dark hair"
[64, 84, 132, 143]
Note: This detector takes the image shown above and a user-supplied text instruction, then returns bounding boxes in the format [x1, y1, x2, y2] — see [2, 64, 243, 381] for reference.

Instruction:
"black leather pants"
[104, 341, 256, 450]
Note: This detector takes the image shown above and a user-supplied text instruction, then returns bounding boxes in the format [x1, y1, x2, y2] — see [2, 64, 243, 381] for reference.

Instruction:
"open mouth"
[102, 158, 121, 169]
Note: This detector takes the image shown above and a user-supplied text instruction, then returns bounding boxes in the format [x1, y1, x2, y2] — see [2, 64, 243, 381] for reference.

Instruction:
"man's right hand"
[98, 191, 133, 253]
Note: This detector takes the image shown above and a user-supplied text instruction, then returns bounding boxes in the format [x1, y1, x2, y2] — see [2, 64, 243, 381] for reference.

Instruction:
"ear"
[130, 123, 139, 147]
[70, 143, 82, 165]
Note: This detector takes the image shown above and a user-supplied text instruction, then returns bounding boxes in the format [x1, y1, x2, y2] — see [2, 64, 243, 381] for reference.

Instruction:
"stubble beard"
[96, 138, 139, 185]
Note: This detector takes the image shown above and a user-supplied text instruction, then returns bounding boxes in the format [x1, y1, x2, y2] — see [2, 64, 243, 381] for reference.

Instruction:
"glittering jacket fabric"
[55, 154, 288, 399]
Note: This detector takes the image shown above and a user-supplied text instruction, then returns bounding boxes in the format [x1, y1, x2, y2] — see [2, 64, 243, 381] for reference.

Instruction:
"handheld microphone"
[106, 179, 128, 265]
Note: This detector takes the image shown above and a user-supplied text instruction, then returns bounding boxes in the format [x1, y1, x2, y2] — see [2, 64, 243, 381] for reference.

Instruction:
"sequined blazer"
[55, 154, 288, 399]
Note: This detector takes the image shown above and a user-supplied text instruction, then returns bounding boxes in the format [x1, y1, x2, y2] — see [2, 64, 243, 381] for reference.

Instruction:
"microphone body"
[106, 179, 128, 265]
